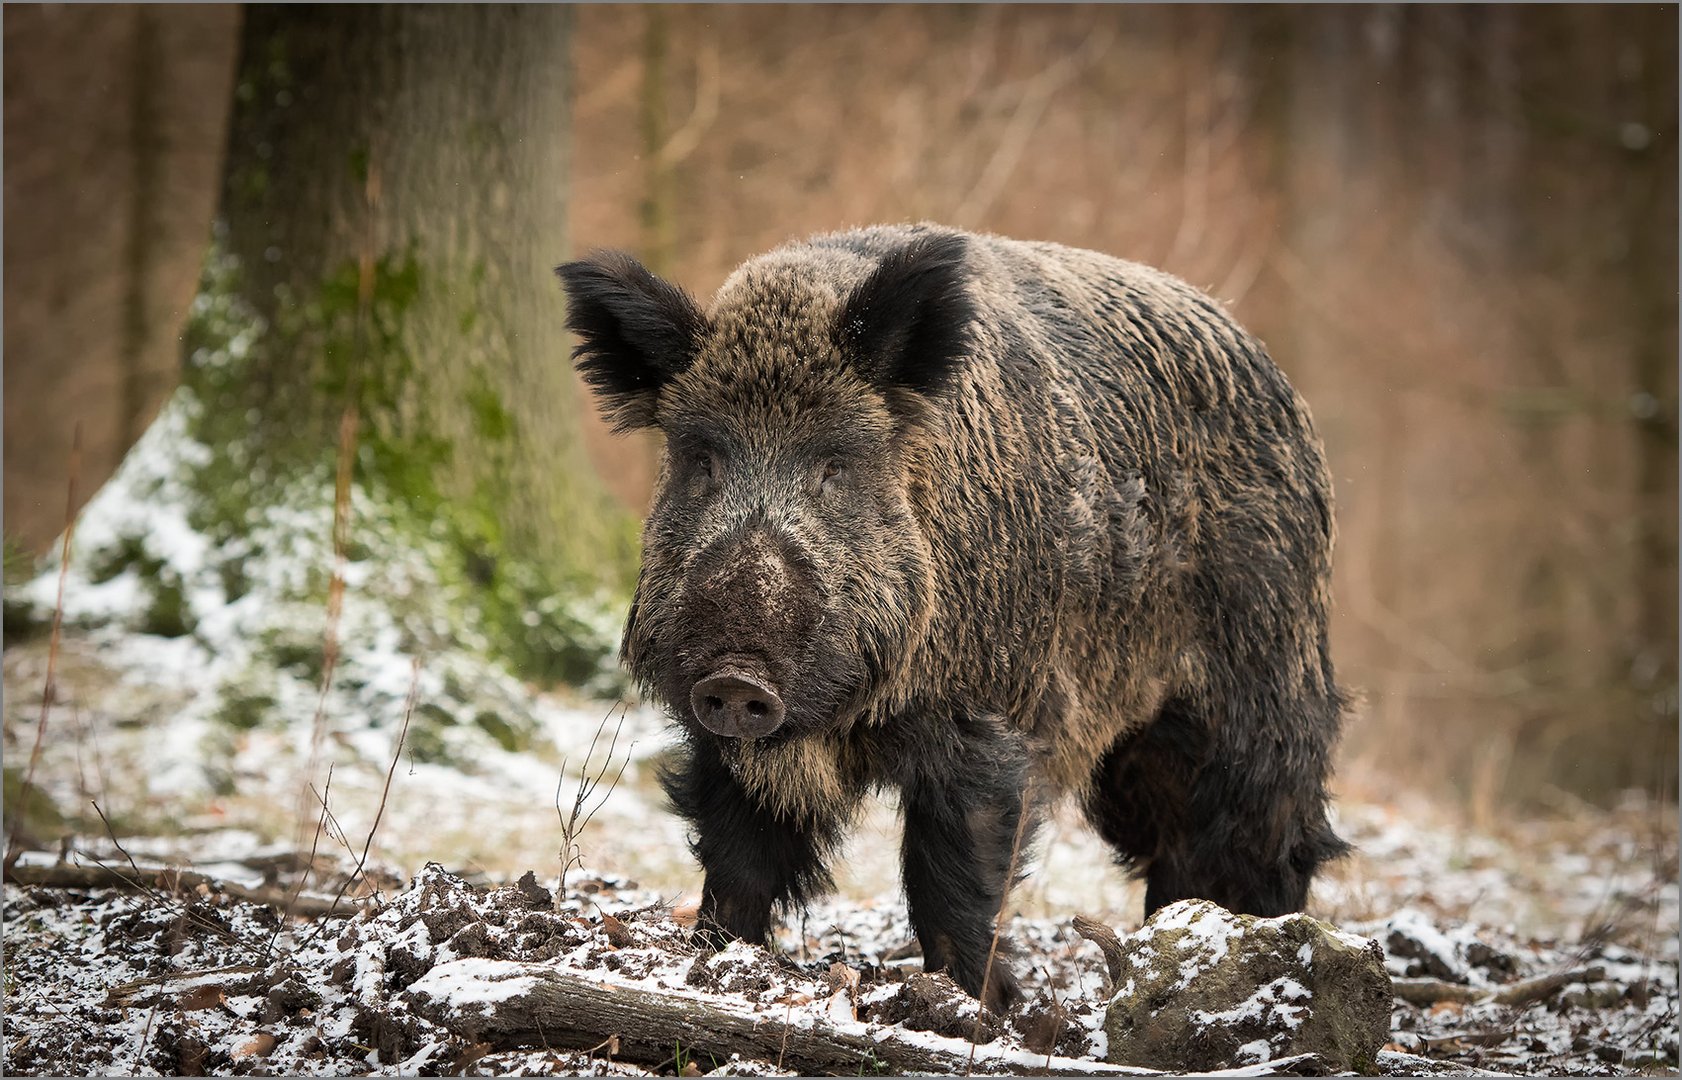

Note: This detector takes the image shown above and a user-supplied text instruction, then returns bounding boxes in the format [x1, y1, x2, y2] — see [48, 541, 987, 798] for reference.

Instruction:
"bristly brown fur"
[556, 222, 1351, 1010]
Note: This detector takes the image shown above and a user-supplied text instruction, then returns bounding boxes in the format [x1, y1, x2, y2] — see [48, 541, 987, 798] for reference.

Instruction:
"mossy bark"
[196, 4, 635, 681]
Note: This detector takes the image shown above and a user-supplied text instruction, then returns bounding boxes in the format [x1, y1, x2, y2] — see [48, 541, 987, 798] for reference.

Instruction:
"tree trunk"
[1617, 3, 1679, 792]
[211, 2, 632, 584]
[194, 4, 635, 678]
[2, 4, 240, 558]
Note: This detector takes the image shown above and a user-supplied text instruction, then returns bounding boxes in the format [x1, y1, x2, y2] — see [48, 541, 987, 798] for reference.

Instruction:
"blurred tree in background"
[3, 3, 239, 555]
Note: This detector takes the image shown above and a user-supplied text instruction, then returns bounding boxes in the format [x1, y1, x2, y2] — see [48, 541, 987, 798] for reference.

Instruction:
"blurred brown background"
[6, 3, 1676, 814]
[568, 4, 1678, 812]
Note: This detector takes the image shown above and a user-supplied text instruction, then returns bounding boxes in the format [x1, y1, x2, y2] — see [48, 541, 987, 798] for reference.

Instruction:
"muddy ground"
[2, 789, 1675, 1077]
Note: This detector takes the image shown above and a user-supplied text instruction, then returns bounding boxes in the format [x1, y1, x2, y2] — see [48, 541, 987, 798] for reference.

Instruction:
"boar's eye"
[693, 450, 716, 479]
[819, 459, 844, 494]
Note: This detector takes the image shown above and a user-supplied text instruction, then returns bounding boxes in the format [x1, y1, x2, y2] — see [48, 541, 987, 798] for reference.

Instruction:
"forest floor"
[3, 625, 1678, 1076]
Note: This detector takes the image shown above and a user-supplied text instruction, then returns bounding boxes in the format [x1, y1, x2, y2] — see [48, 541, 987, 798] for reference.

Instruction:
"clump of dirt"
[862, 971, 999, 1043]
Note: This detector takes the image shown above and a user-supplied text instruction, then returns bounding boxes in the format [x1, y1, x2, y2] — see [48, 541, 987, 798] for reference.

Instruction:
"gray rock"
[1103, 899, 1393, 1072]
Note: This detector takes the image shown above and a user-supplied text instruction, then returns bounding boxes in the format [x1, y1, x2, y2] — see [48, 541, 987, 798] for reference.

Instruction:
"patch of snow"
[408, 958, 542, 1007]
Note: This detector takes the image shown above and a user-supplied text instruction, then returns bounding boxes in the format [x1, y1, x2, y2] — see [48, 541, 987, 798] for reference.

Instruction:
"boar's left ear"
[834, 234, 977, 409]
[554, 251, 709, 432]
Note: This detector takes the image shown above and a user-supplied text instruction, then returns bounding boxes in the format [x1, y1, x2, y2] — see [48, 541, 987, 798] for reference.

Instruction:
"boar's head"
[556, 234, 975, 741]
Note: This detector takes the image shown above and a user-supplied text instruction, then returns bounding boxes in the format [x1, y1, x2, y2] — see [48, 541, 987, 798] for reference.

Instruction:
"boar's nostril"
[690, 669, 786, 738]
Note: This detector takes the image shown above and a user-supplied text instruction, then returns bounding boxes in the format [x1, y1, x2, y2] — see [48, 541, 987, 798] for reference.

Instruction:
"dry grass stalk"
[271, 764, 337, 955]
[287, 398, 359, 921]
[307, 771, 361, 868]
[5, 422, 83, 870]
[291, 156, 379, 897]
[298, 657, 421, 950]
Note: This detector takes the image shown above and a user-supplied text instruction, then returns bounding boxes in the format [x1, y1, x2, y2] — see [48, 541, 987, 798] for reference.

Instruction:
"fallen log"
[3, 860, 359, 918]
[1391, 966, 1606, 1008]
[403, 957, 1161, 1076]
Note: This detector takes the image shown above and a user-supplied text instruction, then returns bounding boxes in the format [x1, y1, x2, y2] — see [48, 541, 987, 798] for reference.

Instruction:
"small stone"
[1103, 899, 1393, 1073]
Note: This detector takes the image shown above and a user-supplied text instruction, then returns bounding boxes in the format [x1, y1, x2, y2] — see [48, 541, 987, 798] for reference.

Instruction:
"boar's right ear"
[834, 233, 977, 412]
[555, 252, 708, 432]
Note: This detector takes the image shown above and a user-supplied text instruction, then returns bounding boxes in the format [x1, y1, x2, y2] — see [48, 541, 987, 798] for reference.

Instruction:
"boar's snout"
[690, 667, 786, 738]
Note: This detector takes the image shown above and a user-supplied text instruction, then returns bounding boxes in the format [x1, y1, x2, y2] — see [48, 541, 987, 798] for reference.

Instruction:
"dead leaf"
[232, 1032, 277, 1059]
[824, 962, 861, 1022]
[824, 961, 860, 996]
[178, 983, 225, 1011]
[449, 1041, 492, 1072]
[671, 901, 699, 927]
[680, 1061, 703, 1077]
[600, 911, 634, 948]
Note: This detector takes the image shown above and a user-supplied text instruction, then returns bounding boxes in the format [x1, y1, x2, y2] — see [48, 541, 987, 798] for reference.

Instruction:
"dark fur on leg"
[1085, 689, 1349, 920]
[893, 713, 1042, 1012]
[660, 734, 850, 949]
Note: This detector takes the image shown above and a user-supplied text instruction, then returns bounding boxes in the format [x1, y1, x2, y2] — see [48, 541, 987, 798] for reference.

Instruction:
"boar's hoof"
[691, 669, 786, 737]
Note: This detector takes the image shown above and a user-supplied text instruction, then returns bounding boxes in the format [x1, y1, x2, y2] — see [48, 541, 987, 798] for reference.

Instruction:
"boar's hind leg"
[1087, 692, 1348, 919]
[661, 738, 850, 949]
[899, 723, 1041, 1013]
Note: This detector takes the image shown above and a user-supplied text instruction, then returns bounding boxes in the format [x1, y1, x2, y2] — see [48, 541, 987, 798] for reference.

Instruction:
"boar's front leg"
[898, 715, 1040, 1013]
[662, 735, 848, 949]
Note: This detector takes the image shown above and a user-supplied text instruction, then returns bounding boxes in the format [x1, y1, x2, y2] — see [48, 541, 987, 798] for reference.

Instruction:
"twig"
[5, 423, 82, 871]
[289, 157, 376, 909]
[951, 23, 1113, 227]
[969, 785, 1034, 1071]
[91, 800, 163, 902]
[777, 999, 793, 1072]
[556, 703, 632, 899]
[132, 994, 162, 1074]
[308, 775, 361, 867]
[1039, 964, 1066, 1073]
[656, 34, 720, 167]
[89, 799, 253, 948]
[1071, 913, 1128, 990]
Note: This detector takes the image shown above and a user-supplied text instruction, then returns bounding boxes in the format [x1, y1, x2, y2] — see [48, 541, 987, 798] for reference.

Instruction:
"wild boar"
[555, 223, 1350, 1010]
